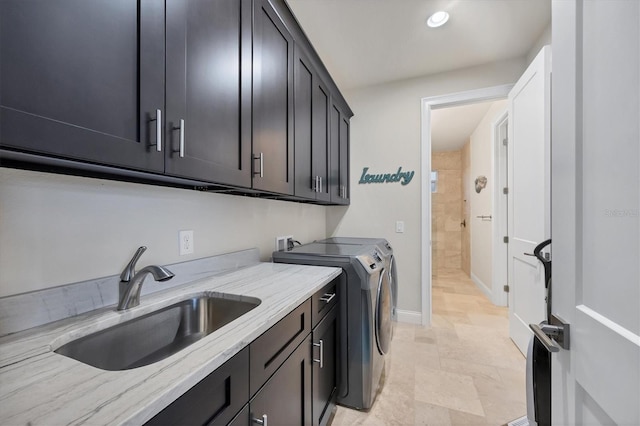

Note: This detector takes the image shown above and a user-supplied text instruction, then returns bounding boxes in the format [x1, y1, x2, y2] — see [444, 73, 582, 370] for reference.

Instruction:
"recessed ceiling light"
[427, 11, 449, 28]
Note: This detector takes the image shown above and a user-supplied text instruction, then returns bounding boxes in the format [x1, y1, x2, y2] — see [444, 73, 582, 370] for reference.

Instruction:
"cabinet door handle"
[319, 293, 335, 303]
[178, 118, 185, 158]
[319, 176, 323, 193]
[313, 339, 324, 368]
[253, 153, 264, 177]
[253, 414, 268, 426]
[173, 119, 185, 158]
[314, 176, 319, 192]
[150, 109, 162, 152]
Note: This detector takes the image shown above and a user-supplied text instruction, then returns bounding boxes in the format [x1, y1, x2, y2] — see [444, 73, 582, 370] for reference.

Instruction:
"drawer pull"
[319, 293, 335, 303]
[313, 339, 324, 368]
[253, 414, 268, 426]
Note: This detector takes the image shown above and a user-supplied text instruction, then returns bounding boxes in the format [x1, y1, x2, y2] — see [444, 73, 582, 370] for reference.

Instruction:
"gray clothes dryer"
[317, 237, 398, 323]
[272, 243, 391, 410]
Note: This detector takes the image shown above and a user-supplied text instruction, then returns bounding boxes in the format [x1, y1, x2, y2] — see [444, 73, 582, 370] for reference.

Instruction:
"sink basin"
[54, 295, 260, 371]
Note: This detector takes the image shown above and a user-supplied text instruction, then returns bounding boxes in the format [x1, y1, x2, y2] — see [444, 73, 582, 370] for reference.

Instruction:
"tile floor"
[332, 269, 527, 425]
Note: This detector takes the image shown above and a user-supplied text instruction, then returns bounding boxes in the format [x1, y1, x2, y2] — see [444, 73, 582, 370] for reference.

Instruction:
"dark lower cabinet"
[164, 0, 252, 187]
[146, 347, 249, 426]
[145, 280, 339, 426]
[312, 306, 338, 426]
[250, 335, 313, 426]
[0, 0, 165, 172]
[252, 0, 294, 195]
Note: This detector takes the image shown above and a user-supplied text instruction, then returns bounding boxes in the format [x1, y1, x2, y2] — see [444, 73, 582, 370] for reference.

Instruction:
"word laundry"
[358, 167, 415, 186]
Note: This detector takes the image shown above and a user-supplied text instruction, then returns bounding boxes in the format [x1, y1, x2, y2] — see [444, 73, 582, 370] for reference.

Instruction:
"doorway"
[420, 85, 512, 326]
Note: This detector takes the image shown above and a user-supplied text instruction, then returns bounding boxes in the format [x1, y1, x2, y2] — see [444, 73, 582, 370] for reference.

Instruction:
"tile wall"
[431, 151, 463, 275]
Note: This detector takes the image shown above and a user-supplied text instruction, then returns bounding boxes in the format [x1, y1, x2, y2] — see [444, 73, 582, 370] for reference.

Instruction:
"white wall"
[526, 23, 552, 66]
[0, 168, 327, 297]
[469, 100, 508, 292]
[328, 58, 526, 314]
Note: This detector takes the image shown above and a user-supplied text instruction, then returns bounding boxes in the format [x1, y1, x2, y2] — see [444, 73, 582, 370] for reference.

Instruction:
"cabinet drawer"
[311, 277, 338, 328]
[146, 346, 249, 426]
[250, 299, 311, 395]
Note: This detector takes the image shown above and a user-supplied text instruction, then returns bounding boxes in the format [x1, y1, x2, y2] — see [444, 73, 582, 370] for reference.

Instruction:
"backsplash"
[0, 249, 259, 337]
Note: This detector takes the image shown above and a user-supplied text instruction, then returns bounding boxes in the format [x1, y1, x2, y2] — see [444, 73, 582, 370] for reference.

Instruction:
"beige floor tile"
[334, 269, 526, 425]
[414, 366, 485, 416]
[448, 409, 489, 425]
[439, 358, 502, 383]
[415, 401, 453, 426]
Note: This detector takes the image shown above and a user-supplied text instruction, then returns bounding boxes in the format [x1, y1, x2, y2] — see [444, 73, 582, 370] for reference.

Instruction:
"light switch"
[396, 221, 405, 233]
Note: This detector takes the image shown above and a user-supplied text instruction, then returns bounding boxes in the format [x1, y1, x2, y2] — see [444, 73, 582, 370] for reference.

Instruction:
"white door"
[507, 45, 552, 355]
[552, 1, 640, 425]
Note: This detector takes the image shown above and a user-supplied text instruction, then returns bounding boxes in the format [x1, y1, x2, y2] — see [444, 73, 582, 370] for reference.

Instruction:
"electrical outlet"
[275, 235, 293, 251]
[179, 230, 194, 255]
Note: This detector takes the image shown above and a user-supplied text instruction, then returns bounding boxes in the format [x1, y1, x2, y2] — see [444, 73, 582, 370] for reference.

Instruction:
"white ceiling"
[430, 100, 495, 152]
[287, 0, 551, 91]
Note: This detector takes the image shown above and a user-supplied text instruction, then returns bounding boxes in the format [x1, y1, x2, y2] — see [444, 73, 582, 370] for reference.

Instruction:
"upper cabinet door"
[252, 0, 294, 195]
[338, 113, 350, 204]
[294, 48, 316, 200]
[294, 47, 330, 202]
[164, 0, 252, 188]
[329, 102, 350, 205]
[312, 75, 331, 203]
[0, 0, 165, 172]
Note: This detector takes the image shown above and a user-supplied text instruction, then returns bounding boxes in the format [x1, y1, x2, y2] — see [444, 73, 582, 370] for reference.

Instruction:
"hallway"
[332, 270, 526, 425]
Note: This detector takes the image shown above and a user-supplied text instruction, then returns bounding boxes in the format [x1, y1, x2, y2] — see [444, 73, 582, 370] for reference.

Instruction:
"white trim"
[491, 110, 509, 307]
[396, 309, 423, 325]
[471, 272, 493, 301]
[420, 84, 514, 327]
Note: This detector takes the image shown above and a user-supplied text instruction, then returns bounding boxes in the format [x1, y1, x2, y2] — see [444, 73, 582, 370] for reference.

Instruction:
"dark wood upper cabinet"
[0, 0, 165, 172]
[252, 0, 295, 195]
[329, 103, 350, 205]
[1, 0, 351, 204]
[294, 47, 331, 202]
[164, 0, 252, 188]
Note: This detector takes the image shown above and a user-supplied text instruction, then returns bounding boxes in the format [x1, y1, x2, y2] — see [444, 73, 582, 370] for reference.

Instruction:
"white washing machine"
[272, 243, 391, 410]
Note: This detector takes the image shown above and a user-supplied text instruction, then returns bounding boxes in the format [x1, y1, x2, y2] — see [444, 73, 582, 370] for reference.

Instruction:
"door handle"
[529, 323, 559, 352]
[529, 314, 570, 352]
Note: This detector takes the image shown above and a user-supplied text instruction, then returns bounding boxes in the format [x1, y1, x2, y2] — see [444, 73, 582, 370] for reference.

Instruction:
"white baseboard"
[396, 309, 422, 325]
[470, 272, 493, 302]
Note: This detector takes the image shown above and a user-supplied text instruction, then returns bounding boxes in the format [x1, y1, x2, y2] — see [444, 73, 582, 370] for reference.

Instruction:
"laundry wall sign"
[358, 167, 415, 186]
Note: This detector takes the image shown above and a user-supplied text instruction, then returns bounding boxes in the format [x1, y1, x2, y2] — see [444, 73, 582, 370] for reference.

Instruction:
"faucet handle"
[120, 246, 147, 282]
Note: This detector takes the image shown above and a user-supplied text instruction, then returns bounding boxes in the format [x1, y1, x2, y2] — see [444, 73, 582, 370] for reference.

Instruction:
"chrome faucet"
[117, 246, 174, 311]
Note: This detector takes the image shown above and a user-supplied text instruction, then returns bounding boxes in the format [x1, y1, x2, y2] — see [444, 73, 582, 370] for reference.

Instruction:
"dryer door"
[375, 268, 392, 355]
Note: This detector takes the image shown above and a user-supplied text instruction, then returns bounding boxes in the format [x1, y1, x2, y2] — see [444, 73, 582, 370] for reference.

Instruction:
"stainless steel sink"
[54, 295, 260, 370]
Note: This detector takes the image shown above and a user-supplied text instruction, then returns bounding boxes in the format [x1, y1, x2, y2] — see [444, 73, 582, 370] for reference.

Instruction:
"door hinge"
[503, 236, 509, 243]
[503, 285, 510, 292]
[503, 187, 509, 194]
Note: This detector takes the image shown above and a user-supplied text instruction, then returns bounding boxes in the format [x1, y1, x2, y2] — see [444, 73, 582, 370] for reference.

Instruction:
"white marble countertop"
[0, 262, 341, 425]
